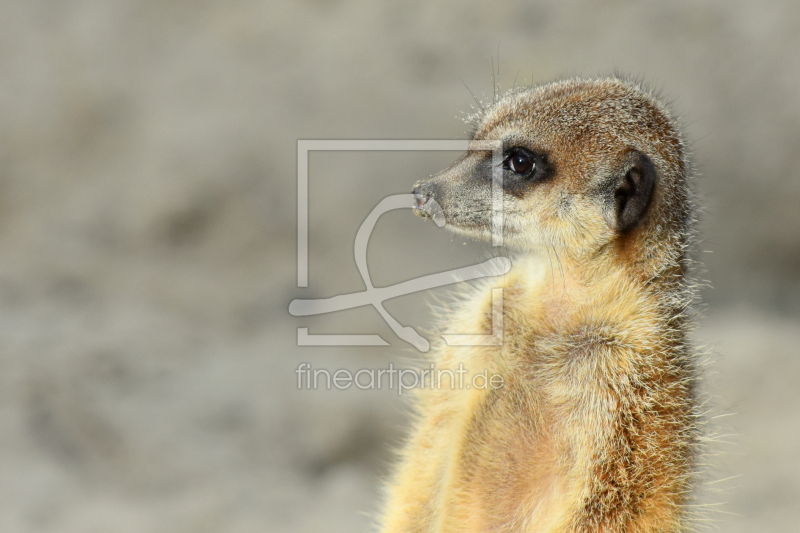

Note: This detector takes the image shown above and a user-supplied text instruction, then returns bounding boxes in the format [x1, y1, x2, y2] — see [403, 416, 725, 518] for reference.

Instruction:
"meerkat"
[379, 77, 700, 533]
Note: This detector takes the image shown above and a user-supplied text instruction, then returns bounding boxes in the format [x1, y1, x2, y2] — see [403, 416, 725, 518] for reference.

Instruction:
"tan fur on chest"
[383, 260, 691, 532]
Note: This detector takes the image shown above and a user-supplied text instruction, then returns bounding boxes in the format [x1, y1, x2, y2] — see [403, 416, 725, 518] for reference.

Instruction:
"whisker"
[459, 77, 485, 115]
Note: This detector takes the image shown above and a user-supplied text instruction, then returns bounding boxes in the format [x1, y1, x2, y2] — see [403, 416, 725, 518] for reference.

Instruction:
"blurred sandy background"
[0, 1, 798, 531]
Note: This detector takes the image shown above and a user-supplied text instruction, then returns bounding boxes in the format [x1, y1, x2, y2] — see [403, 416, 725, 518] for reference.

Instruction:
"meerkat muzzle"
[412, 182, 446, 226]
[412, 181, 433, 218]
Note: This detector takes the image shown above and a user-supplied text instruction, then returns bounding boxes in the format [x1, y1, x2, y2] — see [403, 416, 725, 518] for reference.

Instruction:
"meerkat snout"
[412, 181, 434, 218]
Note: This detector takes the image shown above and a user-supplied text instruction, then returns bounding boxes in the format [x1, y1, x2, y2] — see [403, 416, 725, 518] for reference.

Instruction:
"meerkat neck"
[517, 241, 691, 330]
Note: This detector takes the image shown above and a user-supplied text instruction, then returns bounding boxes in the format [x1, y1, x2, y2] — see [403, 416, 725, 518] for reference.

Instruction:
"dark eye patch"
[504, 147, 537, 177]
[498, 147, 551, 197]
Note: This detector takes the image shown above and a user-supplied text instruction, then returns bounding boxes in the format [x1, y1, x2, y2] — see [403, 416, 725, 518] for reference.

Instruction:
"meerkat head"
[414, 78, 691, 269]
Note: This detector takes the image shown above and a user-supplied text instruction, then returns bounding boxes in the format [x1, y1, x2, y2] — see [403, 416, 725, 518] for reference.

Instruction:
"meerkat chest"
[417, 367, 571, 531]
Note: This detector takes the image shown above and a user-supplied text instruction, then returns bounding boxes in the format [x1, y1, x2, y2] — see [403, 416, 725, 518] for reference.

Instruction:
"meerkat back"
[379, 78, 699, 533]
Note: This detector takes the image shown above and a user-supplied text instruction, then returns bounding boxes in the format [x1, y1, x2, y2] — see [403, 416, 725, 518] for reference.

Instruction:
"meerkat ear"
[614, 151, 656, 233]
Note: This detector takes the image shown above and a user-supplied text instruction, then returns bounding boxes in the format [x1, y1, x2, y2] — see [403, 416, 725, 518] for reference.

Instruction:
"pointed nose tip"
[411, 182, 446, 226]
[412, 182, 431, 209]
[413, 191, 429, 209]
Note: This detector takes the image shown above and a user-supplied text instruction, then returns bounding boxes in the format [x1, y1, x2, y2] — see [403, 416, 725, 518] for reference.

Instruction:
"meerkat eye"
[505, 148, 536, 176]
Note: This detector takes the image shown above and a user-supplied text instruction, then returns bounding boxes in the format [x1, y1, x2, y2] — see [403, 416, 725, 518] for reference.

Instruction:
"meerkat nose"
[412, 182, 433, 218]
[413, 183, 430, 207]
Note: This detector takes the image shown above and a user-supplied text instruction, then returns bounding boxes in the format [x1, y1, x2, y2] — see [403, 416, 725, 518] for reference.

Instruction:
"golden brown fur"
[379, 78, 700, 532]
